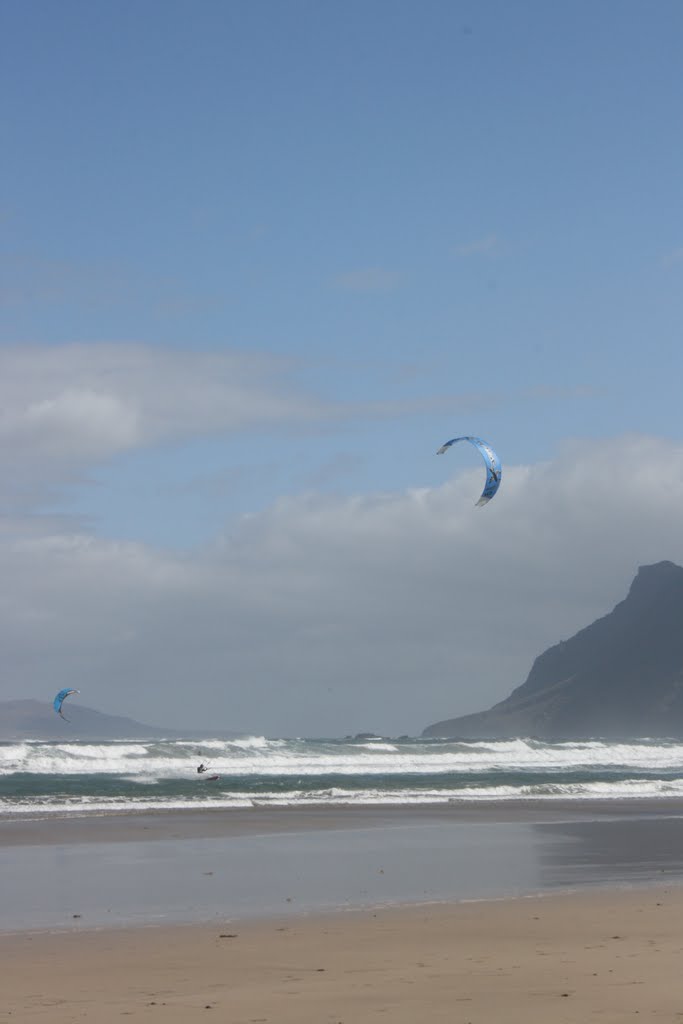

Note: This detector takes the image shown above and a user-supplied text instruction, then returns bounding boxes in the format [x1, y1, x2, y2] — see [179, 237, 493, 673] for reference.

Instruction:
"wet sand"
[4, 801, 683, 931]
[4, 885, 683, 1023]
[4, 796, 683, 845]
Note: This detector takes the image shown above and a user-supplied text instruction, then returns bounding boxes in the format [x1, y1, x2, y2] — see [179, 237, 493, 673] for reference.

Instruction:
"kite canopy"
[53, 688, 80, 721]
[436, 435, 502, 507]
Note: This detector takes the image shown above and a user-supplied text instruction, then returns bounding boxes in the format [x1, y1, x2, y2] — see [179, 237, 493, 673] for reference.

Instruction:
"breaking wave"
[2, 735, 683, 817]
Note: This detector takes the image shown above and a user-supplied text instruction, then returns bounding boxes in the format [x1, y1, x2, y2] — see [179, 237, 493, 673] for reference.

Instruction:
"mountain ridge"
[423, 560, 683, 739]
[0, 699, 191, 740]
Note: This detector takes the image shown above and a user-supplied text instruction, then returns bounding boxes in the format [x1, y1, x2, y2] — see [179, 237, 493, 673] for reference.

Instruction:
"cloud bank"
[2, 416, 681, 736]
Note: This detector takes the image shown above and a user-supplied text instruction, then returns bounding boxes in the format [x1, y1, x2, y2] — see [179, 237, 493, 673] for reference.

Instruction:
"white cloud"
[0, 343, 325, 459]
[0, 342, 527, 516]
[0, 342, 342, 517]
[20, 389, 140, 456]
[1, 434, 682, 737]
[0, 344, 336, 515]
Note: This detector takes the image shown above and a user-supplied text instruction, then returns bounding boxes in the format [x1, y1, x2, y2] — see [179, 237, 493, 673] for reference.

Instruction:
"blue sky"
[1, 1, 683, 733]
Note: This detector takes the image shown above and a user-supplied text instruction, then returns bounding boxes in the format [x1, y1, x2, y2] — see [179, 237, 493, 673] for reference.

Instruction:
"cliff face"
[423, 561, 683, 739]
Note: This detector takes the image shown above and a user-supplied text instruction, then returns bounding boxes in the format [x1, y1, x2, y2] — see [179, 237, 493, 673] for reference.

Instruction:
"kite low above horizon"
[436, 435, 502, 507]
[53, 688, 80, 722]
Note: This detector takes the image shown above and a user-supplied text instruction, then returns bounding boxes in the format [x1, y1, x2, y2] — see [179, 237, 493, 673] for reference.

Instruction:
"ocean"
[3, 734, 683, 818]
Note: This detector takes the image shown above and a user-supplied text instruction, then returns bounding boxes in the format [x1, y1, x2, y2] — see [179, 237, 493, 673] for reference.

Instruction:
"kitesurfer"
[197, 763, 208, 774]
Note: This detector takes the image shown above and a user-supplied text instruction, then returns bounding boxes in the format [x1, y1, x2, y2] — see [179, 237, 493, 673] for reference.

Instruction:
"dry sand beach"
[3, 886, 683, 1023]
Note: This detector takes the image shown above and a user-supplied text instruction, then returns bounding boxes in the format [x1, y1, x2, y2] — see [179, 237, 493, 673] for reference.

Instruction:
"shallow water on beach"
[4, 810, 683, 932]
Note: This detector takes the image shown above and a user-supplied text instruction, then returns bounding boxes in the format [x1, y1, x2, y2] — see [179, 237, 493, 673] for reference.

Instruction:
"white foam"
[5, 735, 683, 778]
[4, 774, 683, 818]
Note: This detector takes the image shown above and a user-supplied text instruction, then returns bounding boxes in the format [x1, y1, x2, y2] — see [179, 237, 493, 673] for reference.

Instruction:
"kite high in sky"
[436, 436, 502, 507]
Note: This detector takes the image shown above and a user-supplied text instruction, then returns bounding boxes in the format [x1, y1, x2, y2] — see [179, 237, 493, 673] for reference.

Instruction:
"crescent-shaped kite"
[53, 688, 80, 722]
[436, 436, 502, 507]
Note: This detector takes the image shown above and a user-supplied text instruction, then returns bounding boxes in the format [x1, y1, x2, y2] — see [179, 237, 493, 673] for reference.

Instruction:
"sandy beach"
[4, 802, 683, 1020]
[3, 885, 683, 1023]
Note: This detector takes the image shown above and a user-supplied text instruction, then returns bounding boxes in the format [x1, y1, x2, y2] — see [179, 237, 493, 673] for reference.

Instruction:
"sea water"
[3, 734, 683, 819]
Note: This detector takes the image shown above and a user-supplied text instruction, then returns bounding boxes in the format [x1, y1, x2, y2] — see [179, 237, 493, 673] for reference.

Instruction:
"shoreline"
[3, 795, 683, 846]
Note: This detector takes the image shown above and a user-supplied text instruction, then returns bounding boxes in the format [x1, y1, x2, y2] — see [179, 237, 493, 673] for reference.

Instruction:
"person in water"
[197, 763, 207, 773]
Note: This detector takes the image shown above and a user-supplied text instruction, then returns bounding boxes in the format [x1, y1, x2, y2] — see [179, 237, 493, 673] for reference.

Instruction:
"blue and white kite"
[53, 688, 80, 722]
[436, 436, 502, 507]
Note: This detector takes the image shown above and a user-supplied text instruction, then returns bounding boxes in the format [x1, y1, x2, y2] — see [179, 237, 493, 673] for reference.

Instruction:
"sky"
[2, 0, 683, 737]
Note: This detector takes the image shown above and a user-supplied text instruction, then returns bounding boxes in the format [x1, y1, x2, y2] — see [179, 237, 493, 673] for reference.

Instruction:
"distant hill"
[423, 560, 683, 740]
[0, 699, 185, 741]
